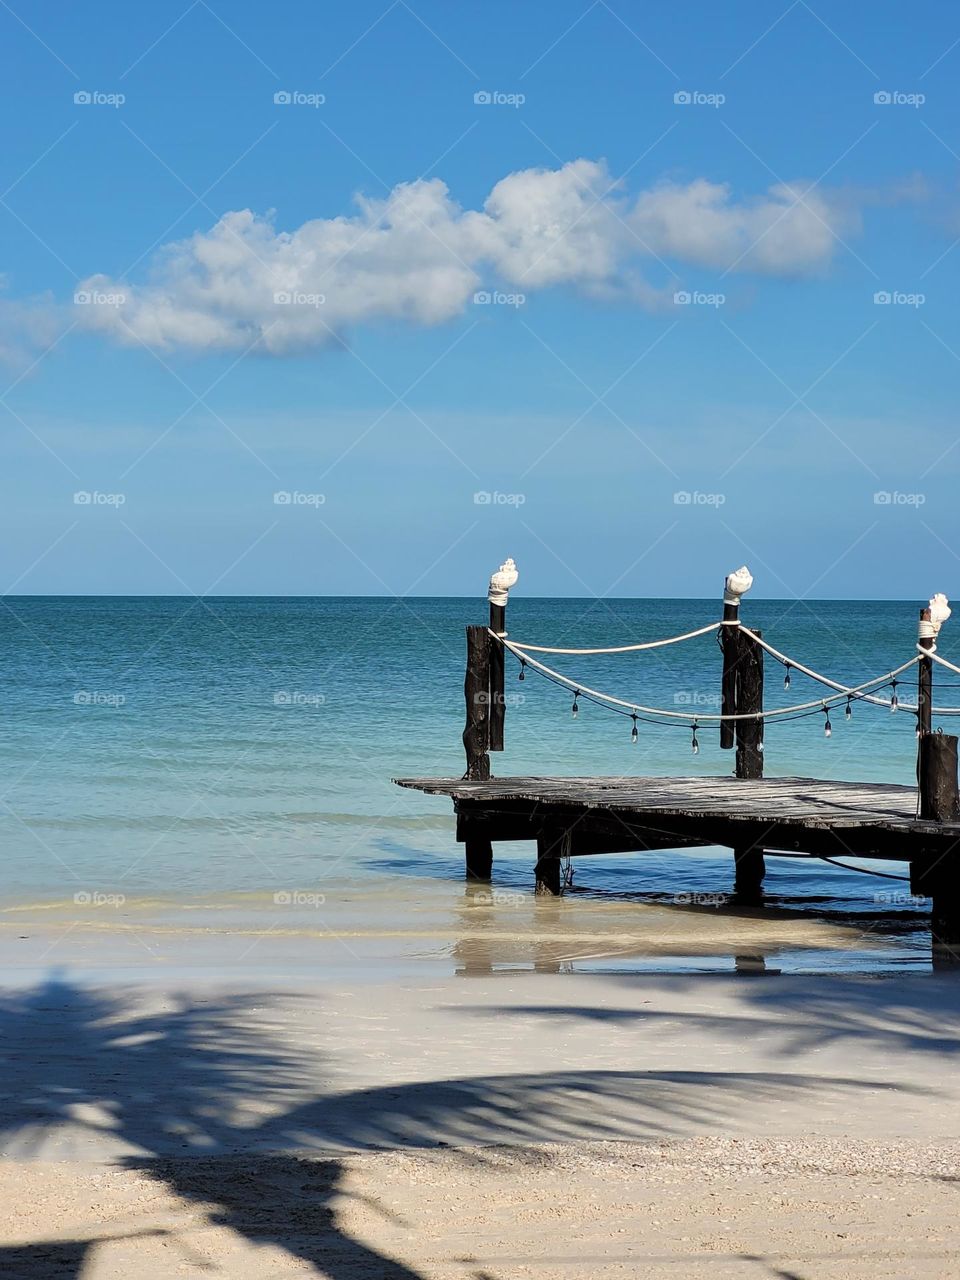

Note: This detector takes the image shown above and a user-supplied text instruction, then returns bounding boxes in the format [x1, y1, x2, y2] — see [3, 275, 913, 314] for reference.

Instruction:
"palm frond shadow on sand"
[0, 974, 920, 1278]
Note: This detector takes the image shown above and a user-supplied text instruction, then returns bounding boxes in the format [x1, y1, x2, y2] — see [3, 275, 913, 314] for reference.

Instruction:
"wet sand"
[0, 876, 926, 983]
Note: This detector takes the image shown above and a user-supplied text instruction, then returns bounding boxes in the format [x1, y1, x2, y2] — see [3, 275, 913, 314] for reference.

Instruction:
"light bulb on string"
[518, 659, 526, 682]
[691, 721, 700, 755]
[571, 691, 580, 719]
[890, 679, 899, 713]
[845, 696, 853, 721]
[630, 713, 638, 744]
[823, 704, 832, 738]
[784, 665, 792, 691]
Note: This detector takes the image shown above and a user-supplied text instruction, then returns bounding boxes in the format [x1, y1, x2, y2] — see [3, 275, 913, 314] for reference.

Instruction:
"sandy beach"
[2, 966, 959, 1277]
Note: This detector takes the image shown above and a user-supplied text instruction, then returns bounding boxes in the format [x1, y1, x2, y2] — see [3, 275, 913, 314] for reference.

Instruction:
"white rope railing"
[504, 620, 731, 656]
[495, 632, 919, 724]
[504, 618, 916, 709]
[917, 649, 960, 712]
[927, 649, 960, 678]
[747, 633, 921, 712]
[490, 605, 960, 720]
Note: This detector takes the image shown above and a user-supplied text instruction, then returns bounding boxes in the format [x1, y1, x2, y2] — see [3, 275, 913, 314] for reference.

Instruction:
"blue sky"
[2, 0, 960, 598]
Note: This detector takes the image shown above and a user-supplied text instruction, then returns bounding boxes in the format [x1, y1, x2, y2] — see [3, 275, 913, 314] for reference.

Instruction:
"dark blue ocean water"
[0, 596, 954, 974]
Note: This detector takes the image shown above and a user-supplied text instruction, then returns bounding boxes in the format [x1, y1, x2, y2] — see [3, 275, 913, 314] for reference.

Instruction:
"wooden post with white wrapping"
[717, 567, 766, 901]
[462, 559, 518, 882]
[488, 558, 518, 753]
[719, 566, 752, 751]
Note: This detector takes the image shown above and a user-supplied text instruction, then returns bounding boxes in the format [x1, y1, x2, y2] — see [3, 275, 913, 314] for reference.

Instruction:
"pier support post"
[931, 876, 960, 962]
[462, 627, 493, 880]
[918, 732, 960, 822]
[734, 627, 764, 782]
[535, 830, 568, 896]
[465, 837, 494, 882]
[912, 857, 960, 964]
[720, 567, 753, 751]
[462, 624, 491, 781]
[917, 606, 934, 738]
[913, 596, 959, 960]
[734, 846, 766, 901]
[487, 559, 517, 753]
[733, 626, 766, 901]
[457, 812, 493, 881]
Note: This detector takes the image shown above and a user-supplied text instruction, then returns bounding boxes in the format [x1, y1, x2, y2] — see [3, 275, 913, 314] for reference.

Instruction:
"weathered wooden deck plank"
[394, 774, 957, 837]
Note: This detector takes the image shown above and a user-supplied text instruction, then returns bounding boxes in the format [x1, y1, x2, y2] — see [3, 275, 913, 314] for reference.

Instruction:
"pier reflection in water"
[447, 877, 916, 978]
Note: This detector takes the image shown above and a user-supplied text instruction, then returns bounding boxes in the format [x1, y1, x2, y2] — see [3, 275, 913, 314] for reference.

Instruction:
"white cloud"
[75, 159, 856, 354]
[0, 285, 62, 371]
[631, 178, 853, 274]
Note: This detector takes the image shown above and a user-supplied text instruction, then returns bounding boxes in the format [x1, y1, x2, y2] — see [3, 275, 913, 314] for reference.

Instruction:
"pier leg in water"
[911, 857, 960, 966]
[931, 885, 960, 966]
[732, 626, 765, 903]
[458, 813, 493, 881]
[912, 729, 960, 964]
[465, 837, 493, 882]
[734, 847, 766, 904]
[535, 831, 566, 896]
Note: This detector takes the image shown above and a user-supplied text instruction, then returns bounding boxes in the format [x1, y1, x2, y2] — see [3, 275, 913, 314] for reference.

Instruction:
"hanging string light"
[500, 624, 931, 744]
[783, 664, 792, 690]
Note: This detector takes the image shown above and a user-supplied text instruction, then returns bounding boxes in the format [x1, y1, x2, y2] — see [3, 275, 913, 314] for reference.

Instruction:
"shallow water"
[0, 596, 953, 976]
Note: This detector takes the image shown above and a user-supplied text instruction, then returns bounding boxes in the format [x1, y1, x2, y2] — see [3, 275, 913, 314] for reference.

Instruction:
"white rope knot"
[918, 618, 937, 641]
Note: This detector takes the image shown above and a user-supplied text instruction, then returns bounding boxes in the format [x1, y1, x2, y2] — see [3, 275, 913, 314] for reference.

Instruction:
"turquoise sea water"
[0, 596, 956, 975]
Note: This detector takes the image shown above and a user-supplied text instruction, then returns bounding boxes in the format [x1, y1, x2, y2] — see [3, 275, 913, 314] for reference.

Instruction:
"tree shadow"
[0, 972, 935, 1277]
[473, 971, 960, 1061]
[0, 975, 423, 1278]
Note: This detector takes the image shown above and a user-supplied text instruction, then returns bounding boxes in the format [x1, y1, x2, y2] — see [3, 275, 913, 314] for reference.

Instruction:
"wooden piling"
[918, 607, 934, 738]
[720, 598, 739, 751]
[462, 624, 491, 782]
[719, 570, 752, 749]
[912, 856, 960, 961]
[457, 811, 493, 881]
[489, 599, 506, 752]
[535, 830, 568, 896]
[734, 627, 764, 781]
[462, 625, 492, 879]
[733, 627, 765, 900]
[465, 836, 494, 881]
[918, 733, 960, 822]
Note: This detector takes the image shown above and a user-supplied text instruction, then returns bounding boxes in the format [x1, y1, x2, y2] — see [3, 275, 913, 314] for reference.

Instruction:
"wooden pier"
[395, 563, 960, 957]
